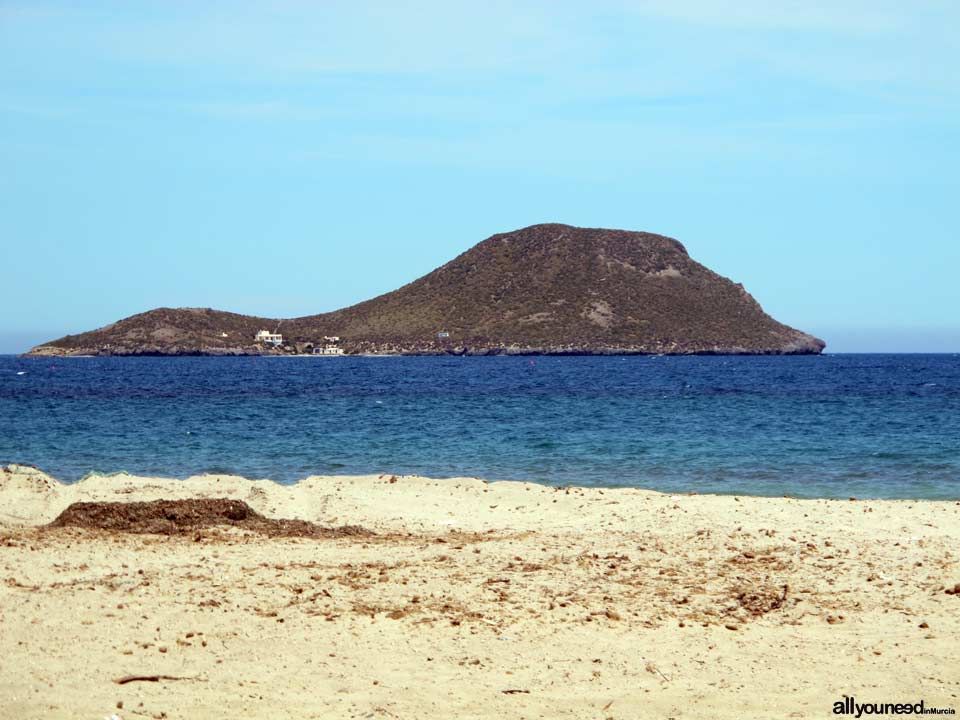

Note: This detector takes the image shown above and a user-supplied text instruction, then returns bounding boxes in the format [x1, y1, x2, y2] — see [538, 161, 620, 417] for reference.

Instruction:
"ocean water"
[1, 354, 958, 499]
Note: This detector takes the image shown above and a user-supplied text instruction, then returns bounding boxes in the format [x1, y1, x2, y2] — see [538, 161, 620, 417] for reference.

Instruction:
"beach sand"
[1, 463, 958, 719]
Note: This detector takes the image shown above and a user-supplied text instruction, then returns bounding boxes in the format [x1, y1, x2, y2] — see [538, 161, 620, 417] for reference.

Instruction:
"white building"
[255, 330, 283, 345]
[313, 335, 343, 355]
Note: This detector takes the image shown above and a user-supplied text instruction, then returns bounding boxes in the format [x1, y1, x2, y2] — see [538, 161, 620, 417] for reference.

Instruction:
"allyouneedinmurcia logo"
[833, 697, 956, 716]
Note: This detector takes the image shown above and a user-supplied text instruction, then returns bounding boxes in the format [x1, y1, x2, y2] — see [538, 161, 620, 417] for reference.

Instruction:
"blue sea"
[1, 354, 958, 499]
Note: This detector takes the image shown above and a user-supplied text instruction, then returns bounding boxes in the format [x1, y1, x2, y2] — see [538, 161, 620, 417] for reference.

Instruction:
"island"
[27, 224, 825, 356]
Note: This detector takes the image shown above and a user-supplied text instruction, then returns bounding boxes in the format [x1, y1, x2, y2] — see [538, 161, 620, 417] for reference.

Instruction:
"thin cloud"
[624, 0, 937, 33]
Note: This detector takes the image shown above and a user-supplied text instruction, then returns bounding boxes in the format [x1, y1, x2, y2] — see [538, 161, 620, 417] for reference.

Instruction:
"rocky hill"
[27, 224, 825, 356]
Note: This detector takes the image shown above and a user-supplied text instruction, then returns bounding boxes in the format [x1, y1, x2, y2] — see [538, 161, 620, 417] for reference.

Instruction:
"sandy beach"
[1, 463, 958, 719]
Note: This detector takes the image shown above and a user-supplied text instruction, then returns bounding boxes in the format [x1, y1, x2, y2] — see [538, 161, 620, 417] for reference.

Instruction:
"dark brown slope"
[28, 224, 825, 356]
[29, 307, 280, 356]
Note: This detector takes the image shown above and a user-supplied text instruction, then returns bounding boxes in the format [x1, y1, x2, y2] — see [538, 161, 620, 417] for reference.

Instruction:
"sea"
[1, 354, 958, 499]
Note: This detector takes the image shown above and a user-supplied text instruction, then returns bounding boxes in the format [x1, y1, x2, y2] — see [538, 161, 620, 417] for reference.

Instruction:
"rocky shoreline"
[26, 344, 825, 357]
[27, 338, 825, 358]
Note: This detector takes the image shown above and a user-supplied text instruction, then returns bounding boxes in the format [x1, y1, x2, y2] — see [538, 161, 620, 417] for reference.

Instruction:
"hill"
[27, 224, 825, 356]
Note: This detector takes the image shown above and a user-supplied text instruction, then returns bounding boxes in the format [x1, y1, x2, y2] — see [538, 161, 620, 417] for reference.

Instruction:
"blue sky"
[1, 1, 957, 353]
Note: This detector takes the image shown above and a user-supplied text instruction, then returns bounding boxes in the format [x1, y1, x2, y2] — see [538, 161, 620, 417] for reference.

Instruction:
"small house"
[313, 335, 344, 355]
[255, 330, 283, 345]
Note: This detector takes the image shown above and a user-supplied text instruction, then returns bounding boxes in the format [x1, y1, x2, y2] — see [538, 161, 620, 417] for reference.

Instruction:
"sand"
[1, 463, 958, 719]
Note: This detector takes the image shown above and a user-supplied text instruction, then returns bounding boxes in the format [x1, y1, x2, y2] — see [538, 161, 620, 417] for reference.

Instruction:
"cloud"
[0, 1, 584, 74]
[624, 0, 909, 32]
[2, 0, 957, 162]
[3, 1, 957, 98]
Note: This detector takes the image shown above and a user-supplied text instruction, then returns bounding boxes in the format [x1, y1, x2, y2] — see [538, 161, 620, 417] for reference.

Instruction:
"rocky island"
[27, 224, 825, 356]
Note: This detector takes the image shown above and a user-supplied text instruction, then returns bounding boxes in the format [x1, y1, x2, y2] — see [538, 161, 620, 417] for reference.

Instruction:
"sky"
[1, 1, 958, 353]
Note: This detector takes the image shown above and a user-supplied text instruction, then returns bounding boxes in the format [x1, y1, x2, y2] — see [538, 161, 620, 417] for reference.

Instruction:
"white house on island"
[313, 335, 344, 355]
[255, 330, 283, 345]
